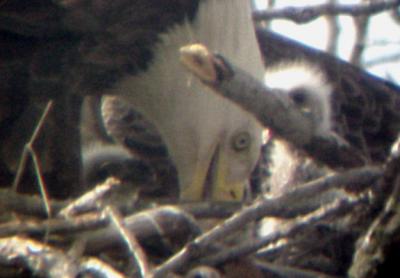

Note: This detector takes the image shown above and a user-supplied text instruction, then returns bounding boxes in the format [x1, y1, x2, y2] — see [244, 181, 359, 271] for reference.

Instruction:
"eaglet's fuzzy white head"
[260, 62, 339, 237]
[265, 62, 334, 138]
[264, 62, 335, 196]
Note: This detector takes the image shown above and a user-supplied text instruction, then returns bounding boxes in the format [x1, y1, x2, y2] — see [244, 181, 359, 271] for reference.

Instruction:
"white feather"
[109, 0, 264, 198]
[264, 61, 334, 137]
[263, 62, 335, 196]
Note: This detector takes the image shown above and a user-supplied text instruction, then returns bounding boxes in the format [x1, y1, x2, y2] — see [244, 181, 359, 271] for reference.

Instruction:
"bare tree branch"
[0, 236, 79, 278]
[0, 236, 126, 278]
[364, 53, 400, 67]
[349, 152, 400, 277]
[254, 260, 338, 278]
[12, 101, 54, 218]
[200, 196, 361, 267]
[106, 206, 150, 278]
[350, 0, 372, 66]
[152, 165, 381, 276]
[253, 0, 400, 24]
[326, 0, 340, 55]
[79, 257, 126, 278]
[0, 188, 66, 217]
[58, 177, 123, 218]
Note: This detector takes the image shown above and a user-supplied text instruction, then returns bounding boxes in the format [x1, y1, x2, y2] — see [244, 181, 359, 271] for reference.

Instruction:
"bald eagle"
[0, 0, 264, 200]
[178, 36, 400, 194]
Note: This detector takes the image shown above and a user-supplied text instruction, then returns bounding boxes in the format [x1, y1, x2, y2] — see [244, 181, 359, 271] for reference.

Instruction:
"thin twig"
[349, 153, 400, 277]
[0, 188, 66, 217]
[83, 206, 201, 256]
[350, 0, 370, 66]
[58, 177, 121, 218]
[0, 187, 240, 219]
[79, 257, 126, 278]
[12, 101, 54, 217]
[326, 0, 340, 55]
[106, 206, 151, 278]
[254, 260, 338, 278]
[28, 147, 52, 217]
[0, 211, 108, 238]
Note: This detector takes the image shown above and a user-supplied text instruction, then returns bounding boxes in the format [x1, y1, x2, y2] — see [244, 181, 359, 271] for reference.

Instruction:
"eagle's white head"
[110, 0, 265, 201]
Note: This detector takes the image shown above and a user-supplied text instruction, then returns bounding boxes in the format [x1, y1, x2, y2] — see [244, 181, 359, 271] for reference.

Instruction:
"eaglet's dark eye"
[231, 131, 251, 151]
[290, 88, 308, 105]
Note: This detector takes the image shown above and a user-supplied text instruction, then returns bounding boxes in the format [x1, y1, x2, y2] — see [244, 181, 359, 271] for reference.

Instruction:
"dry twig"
[349, 152, 400, 277]
[0, 236, 79, 278]
[106, 206, 151, 278]
[0, 236, 126, 278]
[58, 177, 122, 218]
[253, 0, 400, 23]
[201, 195, 362, 267]
[12, 101, 54, 217]
[152, 165, 381, 276]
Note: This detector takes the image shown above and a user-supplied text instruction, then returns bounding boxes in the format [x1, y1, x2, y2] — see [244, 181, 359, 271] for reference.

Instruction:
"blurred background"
[254, 0, 400, 83]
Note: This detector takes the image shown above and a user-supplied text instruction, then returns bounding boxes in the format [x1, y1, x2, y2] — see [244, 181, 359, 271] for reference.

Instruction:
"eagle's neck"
[110, 0, 264, 194]
[193, 0, 263, 79]
[111, 0, 264, 155]
[113, 0, 263, 119]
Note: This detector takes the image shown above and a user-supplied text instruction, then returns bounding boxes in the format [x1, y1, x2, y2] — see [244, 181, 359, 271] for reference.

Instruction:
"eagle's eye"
[289, 88, 308, 106]
[231, 131, 251, 151]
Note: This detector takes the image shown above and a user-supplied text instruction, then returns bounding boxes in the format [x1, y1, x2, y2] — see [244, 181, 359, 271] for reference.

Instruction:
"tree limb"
[253, 0, 400, 24]
[180, 44, 366, 169]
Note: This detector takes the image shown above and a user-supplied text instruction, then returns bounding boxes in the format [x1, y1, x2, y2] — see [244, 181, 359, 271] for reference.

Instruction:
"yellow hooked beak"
[180, 145, 245, 201]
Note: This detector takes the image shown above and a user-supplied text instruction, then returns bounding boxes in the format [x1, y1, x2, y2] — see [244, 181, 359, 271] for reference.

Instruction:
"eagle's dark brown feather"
[0, 0, 201, 197]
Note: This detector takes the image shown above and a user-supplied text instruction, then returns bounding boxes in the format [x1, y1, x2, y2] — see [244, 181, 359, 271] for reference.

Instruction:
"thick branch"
[153, 166, 381, 276]
[0, 236, 125, 278]
[201, 196, 360, 267]
[349, 154, 400, 277]
[180, 44, 366, 169]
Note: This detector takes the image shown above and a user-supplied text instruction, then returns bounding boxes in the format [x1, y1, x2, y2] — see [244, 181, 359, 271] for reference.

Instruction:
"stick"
[152, 166, 381, 276]
[106, 206, 151, 278]
[12, 101, 54, 217]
